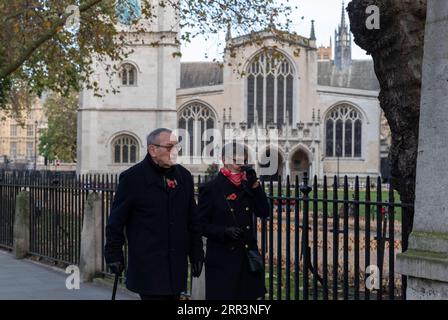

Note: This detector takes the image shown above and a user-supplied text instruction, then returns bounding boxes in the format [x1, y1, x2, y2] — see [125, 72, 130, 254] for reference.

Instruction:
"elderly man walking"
[105, 128, 204, 300]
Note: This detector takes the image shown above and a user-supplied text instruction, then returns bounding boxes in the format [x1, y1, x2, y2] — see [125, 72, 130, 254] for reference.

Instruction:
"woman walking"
[198, 143, 270, 300]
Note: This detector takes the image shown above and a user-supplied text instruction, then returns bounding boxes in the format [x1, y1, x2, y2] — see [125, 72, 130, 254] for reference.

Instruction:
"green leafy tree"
[0, 0, 295, 112]
[39, 91, 78, 162]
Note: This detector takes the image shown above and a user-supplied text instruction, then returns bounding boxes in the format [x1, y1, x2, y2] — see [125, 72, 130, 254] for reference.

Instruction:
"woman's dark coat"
[198, 172, 270, 300]
[104, 154, 204, 295]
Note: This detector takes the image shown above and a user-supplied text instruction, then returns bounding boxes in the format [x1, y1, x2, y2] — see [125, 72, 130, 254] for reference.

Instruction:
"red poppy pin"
[226, 193, 237, 201]
[166, 178, 177, 189]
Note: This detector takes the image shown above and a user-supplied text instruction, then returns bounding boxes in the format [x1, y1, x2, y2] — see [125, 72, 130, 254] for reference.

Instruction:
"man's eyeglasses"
[152, 143, 181, 151]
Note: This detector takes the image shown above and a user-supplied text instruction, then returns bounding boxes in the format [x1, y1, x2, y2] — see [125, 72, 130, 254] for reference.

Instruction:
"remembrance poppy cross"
[226, 193, 237, 201]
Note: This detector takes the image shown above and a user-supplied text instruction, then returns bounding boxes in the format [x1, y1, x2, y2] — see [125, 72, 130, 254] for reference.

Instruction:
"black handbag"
[246, 249, 264, 273]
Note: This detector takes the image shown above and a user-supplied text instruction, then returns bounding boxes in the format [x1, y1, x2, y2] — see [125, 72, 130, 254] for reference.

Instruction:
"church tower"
[77, 0, 180, 174]
[334, 1, 352, 70]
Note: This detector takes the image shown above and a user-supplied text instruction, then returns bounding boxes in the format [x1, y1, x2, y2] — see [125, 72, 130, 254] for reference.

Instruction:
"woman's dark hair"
[221, 142, 248, 163]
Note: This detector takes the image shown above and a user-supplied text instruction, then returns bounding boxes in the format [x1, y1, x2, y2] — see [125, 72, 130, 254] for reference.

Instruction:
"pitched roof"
[180, 62, 223, 89]
[180, 60, 380, 91]
[317, 60, 380, 91]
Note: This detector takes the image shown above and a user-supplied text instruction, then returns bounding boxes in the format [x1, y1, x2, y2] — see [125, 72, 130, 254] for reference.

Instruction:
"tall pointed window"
[247, 50, 295, 128]
[325, 104, 362, 158]
[112, 135, 139, 164]
[178, 102, 216, 158]
[120, 63, 137, 86]
[10, 142, 17, 158]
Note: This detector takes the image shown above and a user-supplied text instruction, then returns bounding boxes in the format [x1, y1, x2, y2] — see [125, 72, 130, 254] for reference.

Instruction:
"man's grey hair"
[146, 128, 172, 146]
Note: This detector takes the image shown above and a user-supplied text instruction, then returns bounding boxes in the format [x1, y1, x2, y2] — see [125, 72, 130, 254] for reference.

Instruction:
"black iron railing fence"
[0, 170, 412, 300]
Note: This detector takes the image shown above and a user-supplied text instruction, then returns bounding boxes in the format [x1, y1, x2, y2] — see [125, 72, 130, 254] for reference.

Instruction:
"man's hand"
[191, 260, 203, 278]
[108, 261, 124, 276]
[224, 227, 244, 240]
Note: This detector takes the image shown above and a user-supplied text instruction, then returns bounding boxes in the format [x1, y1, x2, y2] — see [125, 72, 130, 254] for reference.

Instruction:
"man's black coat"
[198, 173, 270, 300]
[104, 154, 203, 295]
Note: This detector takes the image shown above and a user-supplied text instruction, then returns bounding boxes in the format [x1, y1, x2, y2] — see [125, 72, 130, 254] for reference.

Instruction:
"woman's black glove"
[224, 227, 244, 240]
[243, 167, 258, 187]
[243, 166, 258, 188]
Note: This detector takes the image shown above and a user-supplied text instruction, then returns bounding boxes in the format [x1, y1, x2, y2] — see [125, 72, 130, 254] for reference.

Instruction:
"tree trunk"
[347, 0, 427, 243]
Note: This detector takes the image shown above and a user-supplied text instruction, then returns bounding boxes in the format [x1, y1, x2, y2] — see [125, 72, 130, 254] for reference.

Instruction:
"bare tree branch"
[0, 0, 103, 79]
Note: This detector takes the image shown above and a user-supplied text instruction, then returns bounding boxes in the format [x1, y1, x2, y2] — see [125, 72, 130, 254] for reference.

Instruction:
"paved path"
[0, 250, 138, 300]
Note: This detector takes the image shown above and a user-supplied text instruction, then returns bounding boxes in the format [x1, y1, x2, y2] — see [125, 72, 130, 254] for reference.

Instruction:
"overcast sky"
[180, 0, 371, 62]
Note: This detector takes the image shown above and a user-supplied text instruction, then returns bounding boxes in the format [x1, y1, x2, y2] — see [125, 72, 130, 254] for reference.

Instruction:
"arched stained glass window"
[325, 104, 362, 158]
[178, 102, 216, 158]
[112, 134, 139, 164]
[120, 63, 137, 86]
[246, 50, 295, 128]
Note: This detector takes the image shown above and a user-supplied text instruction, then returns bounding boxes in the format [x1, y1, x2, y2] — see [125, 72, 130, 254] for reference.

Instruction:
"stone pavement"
[0, 250, 138, 300]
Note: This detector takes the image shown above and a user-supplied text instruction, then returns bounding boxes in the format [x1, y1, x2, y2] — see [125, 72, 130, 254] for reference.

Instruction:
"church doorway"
[290, 149, 311, 181]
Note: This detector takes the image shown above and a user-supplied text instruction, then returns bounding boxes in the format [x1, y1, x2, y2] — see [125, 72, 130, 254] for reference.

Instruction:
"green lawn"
[266, 188, 400, 202]
[264, 189, 404, 222]
[263, 265, 365, 300]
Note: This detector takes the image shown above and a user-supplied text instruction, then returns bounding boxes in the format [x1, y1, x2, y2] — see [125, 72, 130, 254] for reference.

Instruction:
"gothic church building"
[77, 1, 382, 181]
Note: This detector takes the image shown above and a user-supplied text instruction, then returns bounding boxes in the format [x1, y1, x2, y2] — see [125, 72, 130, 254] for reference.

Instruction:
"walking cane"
[112, 272, 119, 300]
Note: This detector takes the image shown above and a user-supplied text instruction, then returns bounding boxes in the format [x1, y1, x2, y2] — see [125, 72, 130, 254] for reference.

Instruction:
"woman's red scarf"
[220, 167, 246, 187]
